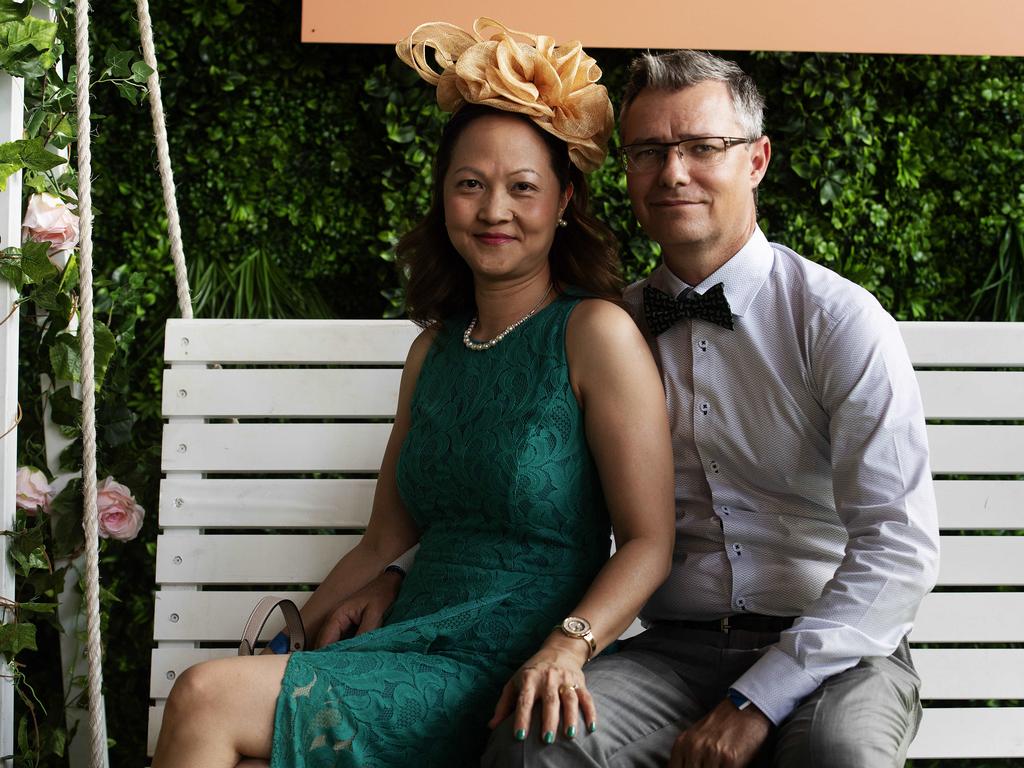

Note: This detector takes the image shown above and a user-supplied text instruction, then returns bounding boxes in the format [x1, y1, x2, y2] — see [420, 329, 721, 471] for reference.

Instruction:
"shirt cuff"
[730, 646, 821, 725]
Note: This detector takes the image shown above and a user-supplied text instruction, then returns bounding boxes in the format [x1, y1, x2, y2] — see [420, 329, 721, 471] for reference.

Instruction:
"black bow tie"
[643, 283, 734, 334]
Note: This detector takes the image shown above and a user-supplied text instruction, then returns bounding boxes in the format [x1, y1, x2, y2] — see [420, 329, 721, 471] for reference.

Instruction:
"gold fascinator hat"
[396, 17, 614, 173]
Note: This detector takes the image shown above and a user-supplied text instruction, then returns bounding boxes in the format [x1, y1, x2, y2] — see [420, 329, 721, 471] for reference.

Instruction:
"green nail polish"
[544, 731, 555, 744]
[514, 728, 526, 742]
[566, 725, 577, 738]
[587, 721, 597, 733]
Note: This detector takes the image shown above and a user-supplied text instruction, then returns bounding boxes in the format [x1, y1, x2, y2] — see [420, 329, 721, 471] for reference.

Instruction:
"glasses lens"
[681, 137, 728, 166]
[624, 145, 664, 173]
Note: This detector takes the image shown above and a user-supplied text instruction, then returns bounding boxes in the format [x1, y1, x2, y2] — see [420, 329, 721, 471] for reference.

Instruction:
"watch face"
[563, 616, 591, 635]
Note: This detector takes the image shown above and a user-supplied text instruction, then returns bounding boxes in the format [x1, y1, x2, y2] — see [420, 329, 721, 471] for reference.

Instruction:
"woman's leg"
[152, 653, 290, 768]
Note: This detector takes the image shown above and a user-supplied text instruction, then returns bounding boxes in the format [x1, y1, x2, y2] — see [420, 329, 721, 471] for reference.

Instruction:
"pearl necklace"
[463, 284, 553, 351]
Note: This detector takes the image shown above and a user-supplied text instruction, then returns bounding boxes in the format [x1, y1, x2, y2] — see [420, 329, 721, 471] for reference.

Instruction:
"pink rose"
[96, 476, 145, 542]
[21, 192, 81, 259]
[15, 466, 53, 515]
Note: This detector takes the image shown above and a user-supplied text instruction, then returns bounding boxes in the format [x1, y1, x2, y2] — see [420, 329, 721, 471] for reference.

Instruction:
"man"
[479, 49, 939, 768]
[314, 50, 940, 768]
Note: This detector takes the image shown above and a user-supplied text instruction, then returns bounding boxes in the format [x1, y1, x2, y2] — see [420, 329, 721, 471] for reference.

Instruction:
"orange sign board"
[302, 0, 1024, 56]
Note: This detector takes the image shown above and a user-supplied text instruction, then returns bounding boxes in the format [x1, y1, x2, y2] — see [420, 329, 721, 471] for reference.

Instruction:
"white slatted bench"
[148, 319, 1024, 762]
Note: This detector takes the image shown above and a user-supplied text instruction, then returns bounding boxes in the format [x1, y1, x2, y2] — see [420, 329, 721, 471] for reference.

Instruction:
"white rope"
[72, 1, 106, 766]
[135, 0, 192, 319]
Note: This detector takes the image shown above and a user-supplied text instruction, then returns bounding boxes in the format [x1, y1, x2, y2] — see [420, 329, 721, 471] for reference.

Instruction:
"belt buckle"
[720, 616, 731, 634]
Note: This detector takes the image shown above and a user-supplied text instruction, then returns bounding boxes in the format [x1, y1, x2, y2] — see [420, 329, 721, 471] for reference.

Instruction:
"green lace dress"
[271, 292, 611, 767]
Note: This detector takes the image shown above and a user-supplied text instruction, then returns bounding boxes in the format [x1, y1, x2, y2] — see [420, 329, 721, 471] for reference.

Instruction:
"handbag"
[238, 595, 306, 656]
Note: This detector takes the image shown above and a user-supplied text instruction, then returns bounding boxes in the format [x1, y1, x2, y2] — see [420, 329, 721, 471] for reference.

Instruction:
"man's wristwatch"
[727, 688, 752, 711]
[555, 616, 596, 662]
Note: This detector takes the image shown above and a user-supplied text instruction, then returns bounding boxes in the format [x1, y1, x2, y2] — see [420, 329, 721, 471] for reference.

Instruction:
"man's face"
[621, 81, 769, 266]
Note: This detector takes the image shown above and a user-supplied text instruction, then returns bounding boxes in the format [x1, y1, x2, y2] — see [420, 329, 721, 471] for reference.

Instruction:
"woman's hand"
[487, 635, 598, 743]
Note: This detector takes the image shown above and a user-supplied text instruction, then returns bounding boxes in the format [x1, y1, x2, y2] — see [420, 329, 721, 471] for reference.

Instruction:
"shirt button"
[732, 543, 743, 554]
[710, 460, 720, 474]
[700, 402, 710, 415]
[698, 339, 708, 351]
[736, 598, 747, 610]
[722, 506, 730, 515]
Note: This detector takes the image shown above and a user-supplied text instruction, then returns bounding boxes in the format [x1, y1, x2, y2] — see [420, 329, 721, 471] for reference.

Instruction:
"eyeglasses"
[618, 136, 755, 173]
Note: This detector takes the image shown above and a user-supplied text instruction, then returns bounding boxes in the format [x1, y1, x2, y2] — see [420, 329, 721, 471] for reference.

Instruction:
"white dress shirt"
[623, 227, 940, 725]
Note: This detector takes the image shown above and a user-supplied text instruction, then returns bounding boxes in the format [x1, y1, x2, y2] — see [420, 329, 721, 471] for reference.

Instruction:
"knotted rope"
[74, 0, 194, 763]
[136, 0, 192, 319]
[72, 0, 105, 764]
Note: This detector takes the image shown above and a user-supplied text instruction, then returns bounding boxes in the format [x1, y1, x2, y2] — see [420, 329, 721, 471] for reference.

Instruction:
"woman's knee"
[165, 659, 226, 721]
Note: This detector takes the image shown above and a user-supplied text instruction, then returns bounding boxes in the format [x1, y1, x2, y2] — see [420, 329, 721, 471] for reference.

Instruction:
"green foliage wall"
[13, 1, 1014, 764]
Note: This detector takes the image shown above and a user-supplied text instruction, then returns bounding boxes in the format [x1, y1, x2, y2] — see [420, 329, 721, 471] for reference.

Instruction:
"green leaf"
[0, 16, 58, 78]
[0, 138, 65, 191]
[20, 240, 56, 283]
[0, 0, 30, 24]
[0, 621, 37, 656]
[16, 601, 58, 615]
[130, 60, 154, 83]
[103, 45, 134, 79]
[114, 80, 140, 105]
[50, 481, 84, 558]
[0, 246, 24, 290]
[100, 402, 133, 447]
[93, 320, 116, 391]
[18, 137, 65, 172]
[49, 333, 81, 382]
[49, 385, 81, 427]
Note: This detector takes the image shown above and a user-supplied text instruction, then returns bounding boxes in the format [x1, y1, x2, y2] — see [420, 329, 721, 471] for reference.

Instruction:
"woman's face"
[442, 114, 571, 285]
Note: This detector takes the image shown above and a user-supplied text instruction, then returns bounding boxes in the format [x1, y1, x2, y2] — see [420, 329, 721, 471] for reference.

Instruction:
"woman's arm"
[297, 326, 436, 644]
[489, 298, 674, 739]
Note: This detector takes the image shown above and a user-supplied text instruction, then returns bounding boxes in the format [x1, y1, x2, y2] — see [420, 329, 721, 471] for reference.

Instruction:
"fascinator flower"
[397, 18, 614, 172]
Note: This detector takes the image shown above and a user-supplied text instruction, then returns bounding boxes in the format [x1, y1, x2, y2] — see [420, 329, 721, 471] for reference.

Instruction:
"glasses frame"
[618, 136, 755, 173]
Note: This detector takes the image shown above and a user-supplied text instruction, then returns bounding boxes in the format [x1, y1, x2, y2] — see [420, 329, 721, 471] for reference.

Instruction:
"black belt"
[669, 614, 797, 634]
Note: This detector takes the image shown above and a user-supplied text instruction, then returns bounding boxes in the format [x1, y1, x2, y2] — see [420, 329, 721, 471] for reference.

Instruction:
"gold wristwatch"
[556, 616, 596, 661]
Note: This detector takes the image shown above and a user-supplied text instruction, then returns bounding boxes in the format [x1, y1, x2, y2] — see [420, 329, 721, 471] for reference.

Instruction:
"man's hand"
[669, 699, 771, 768]
[314, 570, 403, 648]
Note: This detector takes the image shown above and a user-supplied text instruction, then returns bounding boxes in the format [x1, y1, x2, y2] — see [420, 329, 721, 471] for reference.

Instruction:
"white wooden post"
[0, 69, 25, 768]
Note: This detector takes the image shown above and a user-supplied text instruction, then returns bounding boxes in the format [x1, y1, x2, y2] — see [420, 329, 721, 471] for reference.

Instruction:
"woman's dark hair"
[396, 104, 622, 326]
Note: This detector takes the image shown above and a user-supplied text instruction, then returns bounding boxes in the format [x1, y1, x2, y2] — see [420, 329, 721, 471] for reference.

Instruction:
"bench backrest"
[149, 319, 1024, 760]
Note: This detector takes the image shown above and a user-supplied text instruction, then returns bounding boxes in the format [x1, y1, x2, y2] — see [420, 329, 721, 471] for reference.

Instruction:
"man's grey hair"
[620, 50, 765, 139]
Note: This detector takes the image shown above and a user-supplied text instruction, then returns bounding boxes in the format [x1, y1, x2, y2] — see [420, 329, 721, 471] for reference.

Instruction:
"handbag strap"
[238, 595, 306, 656]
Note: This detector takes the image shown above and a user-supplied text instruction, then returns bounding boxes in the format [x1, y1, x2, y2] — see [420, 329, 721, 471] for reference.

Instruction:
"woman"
[152, 19, 674, 767]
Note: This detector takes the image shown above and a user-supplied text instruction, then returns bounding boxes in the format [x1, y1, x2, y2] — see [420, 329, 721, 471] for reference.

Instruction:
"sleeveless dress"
[271, 292, 611, 767]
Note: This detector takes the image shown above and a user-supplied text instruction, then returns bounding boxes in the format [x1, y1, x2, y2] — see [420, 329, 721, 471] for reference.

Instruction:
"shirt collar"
[647, 228, 773, 318]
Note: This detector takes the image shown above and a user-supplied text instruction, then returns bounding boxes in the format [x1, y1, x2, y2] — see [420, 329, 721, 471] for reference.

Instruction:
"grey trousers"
[482, 624, 922, 768]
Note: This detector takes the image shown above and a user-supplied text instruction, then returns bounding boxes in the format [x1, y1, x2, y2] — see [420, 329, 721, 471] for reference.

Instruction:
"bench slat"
[161, 368, 1024, 421]
[898, 321, 1024, 367]
[146, 646, 1024, 701]
[162, 368, 402, 418]
[910, 592, 1024, 642]
[933, 480, 1024, 529]
[936, 536, 1024, 585]
[152, 589, 1024, 644]
[907, 707, 1024, 759]
[915, 648, 1024, 699]
[164, 319, 420, 364]
[160, 423, 1024, 475]
[158, 478, 375, 528]
[161, 423, 391, 473]
[153, 590, 309, 642]
[155, 535, 358, 585]
[917, 370, 1024, 419]
[156, 478, 1024, 530]
[927, 424, 1024, 474]
[152, 534, 1022, 590]
[147, 701, 1024, 759]
[163, 319, 1024, 367]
